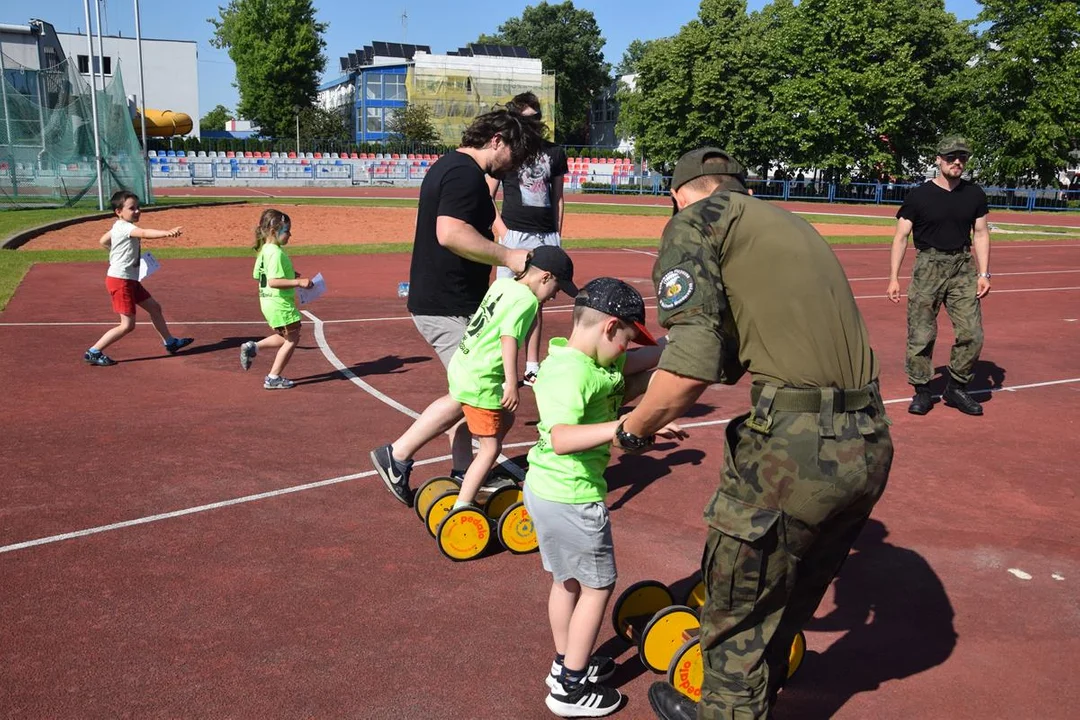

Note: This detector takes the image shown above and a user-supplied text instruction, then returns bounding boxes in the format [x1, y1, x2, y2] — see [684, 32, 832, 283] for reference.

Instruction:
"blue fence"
[578, 176, 1080, 213]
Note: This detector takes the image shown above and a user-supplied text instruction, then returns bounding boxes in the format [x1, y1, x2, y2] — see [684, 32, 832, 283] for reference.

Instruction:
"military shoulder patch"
[658, 268, 695, 311]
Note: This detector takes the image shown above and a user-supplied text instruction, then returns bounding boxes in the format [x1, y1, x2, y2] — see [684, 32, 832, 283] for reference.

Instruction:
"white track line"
[4, 375, 1077, 555]
[622, 247, 658, 257]
[4, 283, 1076, 329]
[303, 310, 525, 481]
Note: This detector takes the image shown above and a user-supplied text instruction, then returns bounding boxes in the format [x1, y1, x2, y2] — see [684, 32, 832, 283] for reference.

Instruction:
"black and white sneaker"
[370, 443, 414, 506]
[546, 656, 616, 691]
[523, 369, 538, 387]
[545, 678, 622, 718]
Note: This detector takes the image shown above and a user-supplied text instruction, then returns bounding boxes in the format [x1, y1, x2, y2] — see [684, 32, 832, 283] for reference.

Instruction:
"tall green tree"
[617, 0, 775, 169]
[962, 0, 1080, 185]
[763, 0, 974, 180]
[479, 1, 610, 143]
[386, 104, 440, 145]
[209, 0, 327, 138]
[614, 39, 655, 76]
[200, 104, 233, 131]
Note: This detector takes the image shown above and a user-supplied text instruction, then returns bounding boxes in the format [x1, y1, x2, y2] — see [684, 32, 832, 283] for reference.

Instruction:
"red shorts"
[106, 276, 151, 316]
[461, 404, 512, 437]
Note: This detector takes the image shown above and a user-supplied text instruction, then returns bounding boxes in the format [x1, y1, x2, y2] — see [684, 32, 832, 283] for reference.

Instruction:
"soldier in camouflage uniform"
[887, 136, 991, 416]
[614, 148, 894, 720]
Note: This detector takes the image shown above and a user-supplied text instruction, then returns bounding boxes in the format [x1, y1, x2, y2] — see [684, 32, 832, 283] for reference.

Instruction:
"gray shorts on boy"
[524, 483, 617, 589]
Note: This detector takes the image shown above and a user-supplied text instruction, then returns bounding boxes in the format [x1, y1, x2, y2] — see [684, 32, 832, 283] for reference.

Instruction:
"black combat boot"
[648, 682, 698, 720]
[908, 384, 933, 415]
[943, 380, 983, 416]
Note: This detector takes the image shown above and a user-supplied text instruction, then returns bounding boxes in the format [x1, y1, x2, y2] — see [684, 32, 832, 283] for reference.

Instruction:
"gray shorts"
[496, 229, 562, 280]
[524, 483, 617, 589]
[411, 314, 469, 368]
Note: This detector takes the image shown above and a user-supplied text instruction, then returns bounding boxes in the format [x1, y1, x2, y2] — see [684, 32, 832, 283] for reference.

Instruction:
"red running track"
[1, 241, 1078, 718]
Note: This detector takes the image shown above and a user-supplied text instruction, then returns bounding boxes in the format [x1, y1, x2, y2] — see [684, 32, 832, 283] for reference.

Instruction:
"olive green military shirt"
[653, 189, 877, 389]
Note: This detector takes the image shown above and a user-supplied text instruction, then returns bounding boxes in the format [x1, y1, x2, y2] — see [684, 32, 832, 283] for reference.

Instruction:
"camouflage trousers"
[698, 383, 893, 720]
[906, 249, 984, 386]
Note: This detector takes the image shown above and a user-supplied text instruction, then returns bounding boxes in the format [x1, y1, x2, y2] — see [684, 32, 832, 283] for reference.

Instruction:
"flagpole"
[133, 0, 150, 201]
[83, 0, 105, 210]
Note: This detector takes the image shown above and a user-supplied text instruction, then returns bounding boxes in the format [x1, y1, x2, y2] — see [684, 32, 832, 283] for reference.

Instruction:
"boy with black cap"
[524, 277, 685, 718]
[372, 245, 578, 508]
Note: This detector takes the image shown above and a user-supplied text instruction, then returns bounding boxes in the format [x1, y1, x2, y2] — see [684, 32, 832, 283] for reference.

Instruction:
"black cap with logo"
[574, 277, 658, 346]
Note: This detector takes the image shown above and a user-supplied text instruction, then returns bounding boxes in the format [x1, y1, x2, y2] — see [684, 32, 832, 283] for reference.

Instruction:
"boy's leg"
[391, 394, 465, 462]
[549, 577, 581, 656]
[256, 334, 286, 352]
[138, 295, 193, 352]
[455, 415, 509, 506]
[90, 313, 136, 353]
[562, 583, 614, 675]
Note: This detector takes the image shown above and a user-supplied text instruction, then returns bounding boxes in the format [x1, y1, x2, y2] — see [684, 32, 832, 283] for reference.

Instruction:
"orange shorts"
[461, 404, 511, 437]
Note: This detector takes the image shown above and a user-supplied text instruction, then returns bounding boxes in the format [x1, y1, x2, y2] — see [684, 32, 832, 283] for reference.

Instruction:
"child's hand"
[297, 277, 314, 289]
[657, 422, 688, 442]
[501, 384, 519, 412]
[167, 227, 183, 238]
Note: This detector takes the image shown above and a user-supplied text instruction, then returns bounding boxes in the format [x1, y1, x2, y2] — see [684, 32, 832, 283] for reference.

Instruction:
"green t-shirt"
[254, 243, 300, 328]
[525, 339, 627, 503]
[447, 277, 538, 409]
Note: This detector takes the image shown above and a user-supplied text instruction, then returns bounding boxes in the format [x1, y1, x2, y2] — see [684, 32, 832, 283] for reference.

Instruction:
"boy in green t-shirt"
[524, 278, 685, 718]
[372, 246, 578, 508]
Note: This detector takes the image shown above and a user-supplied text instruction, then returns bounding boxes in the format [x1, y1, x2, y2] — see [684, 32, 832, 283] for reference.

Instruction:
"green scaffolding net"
[1, 51, 150, 208]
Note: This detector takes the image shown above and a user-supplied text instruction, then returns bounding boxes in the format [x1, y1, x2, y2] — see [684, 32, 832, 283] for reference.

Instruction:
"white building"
[55, 30, 199, 136]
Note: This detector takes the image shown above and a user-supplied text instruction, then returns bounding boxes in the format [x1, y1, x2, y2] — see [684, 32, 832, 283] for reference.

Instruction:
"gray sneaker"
[264, 375, 295, 390]
[84, 349, 117, 366]
[240, 341, 257, 371]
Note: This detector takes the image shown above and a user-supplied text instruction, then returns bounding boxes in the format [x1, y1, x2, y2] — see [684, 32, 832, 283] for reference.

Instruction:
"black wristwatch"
[615, 420, 655, 451]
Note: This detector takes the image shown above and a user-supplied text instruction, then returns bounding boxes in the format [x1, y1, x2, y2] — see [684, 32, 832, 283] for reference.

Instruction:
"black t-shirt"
[408, 151, 496, 316]
[897, 180, 989, 251]
[498, 142, 569, 234]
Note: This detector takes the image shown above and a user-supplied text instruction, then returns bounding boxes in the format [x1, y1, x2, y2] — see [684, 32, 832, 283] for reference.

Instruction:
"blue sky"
[13, 1, 983, 118]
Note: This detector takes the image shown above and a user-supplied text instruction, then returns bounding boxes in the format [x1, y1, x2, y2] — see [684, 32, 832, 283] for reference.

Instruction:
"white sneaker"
[545, 678, 622, 718]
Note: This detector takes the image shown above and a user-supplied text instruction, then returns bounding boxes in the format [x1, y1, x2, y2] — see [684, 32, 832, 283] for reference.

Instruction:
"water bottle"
[397, 281, 410, 298]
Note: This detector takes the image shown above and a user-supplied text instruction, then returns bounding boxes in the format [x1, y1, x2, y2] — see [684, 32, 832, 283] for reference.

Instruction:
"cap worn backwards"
[574, 277, 658, 346]
[671, 147, 747, 192]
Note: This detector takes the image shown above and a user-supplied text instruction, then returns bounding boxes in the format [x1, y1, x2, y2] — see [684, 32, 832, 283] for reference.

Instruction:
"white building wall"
[56, 32, 200, 136]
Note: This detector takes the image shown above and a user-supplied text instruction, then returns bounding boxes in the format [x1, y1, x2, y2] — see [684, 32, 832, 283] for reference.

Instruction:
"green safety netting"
[1, 51, 150, 208]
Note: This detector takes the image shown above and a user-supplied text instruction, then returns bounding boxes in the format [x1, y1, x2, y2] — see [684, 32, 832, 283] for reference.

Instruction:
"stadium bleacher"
[145, 151, 641, 187]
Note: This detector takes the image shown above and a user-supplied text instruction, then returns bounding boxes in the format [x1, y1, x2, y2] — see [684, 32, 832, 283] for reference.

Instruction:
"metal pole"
[133, 0, 150, 201]
[83, 0, 105, 210]
[0, 43, 12, 156]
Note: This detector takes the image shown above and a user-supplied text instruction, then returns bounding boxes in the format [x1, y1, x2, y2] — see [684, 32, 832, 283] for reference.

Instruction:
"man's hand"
[167, 227, 183, 238]
[976, 276, 991, 298]
[656, 422, 688, 442]
[886, 279, 902, 303]
[501, 383, 519, 412]
[297, 277, 314, 289]
[505, 248, 529, 275]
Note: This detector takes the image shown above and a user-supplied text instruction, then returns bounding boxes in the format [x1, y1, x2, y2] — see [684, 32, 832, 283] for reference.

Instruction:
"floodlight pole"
[83, 0, 105, 210]
[0, 43, 12, 159]
[133, 0, 150, 201]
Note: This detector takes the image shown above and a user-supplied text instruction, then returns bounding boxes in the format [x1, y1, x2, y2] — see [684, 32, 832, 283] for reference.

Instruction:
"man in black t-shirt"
[887, 135, 991, 416]
[487, 92, 569, 385]
[371, 109, 545, 493]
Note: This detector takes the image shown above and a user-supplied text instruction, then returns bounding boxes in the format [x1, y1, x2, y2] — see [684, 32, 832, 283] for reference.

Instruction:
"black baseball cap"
[574, 277, 658, 346]
[671, 147, 747, 191]
[528, 245, 578, 297]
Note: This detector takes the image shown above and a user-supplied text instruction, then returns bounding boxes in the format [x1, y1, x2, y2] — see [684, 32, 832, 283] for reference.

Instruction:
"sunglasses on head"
[942, 152, 970, 163]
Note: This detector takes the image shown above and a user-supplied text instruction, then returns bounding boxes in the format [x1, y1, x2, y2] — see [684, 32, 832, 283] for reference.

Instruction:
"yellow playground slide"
[132, 109, 193, 137]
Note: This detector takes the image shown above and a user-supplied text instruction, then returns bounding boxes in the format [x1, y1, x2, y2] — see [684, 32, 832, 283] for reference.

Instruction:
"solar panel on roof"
[372, 40, 389, 56]
[340, 57, 349, 71]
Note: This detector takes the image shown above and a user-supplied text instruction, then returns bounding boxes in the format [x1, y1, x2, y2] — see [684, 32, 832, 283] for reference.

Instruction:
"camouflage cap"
[937, 135, 971, 156]
[671, 147, 747, 191]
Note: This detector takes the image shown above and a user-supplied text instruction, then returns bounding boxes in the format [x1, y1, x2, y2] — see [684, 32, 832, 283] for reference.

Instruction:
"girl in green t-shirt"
[239, 209, 314, 390]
